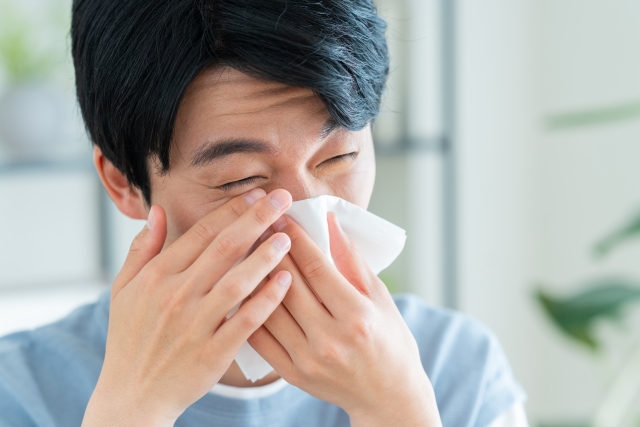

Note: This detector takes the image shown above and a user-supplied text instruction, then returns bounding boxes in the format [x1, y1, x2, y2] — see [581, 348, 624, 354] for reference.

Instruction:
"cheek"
[148, 162, 238, 248]
[333, 150, 376, 210]
[164, 206, 206, 246]
[155, 190, 230, 247]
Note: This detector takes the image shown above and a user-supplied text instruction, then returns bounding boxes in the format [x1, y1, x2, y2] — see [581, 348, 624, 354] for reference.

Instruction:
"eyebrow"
[191, 138, 273, 167]
[319, 117, 340, 140]
[190, 118, 340, 167]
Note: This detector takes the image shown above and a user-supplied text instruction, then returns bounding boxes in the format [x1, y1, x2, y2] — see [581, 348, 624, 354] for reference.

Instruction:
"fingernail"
[277, 271, 292, 287]
[269, 190, 291, 211]
[246, 188, 266, 205]
[146, 207, 155, 229]
[271, 233, 291, 252]
[272, 216, 287, 232]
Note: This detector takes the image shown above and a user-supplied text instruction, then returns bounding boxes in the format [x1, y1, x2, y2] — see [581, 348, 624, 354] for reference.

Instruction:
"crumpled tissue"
[232, 195, 407, 382]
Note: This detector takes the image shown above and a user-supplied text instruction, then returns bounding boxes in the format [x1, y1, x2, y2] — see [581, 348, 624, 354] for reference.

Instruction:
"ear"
[93, 145, 148, 220]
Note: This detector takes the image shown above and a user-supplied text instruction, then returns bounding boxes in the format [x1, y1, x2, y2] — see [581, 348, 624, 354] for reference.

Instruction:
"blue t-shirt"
[0, 291, 525, 427]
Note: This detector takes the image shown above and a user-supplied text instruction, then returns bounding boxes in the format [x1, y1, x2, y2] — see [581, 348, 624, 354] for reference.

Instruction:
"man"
[0, 0, 527, 426]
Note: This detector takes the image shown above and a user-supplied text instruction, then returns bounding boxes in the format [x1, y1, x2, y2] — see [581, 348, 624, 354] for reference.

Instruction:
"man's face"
[148, 67, 376, 245]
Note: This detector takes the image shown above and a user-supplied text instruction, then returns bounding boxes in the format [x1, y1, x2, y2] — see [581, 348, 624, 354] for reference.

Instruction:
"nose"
[263, 170, 330, 202]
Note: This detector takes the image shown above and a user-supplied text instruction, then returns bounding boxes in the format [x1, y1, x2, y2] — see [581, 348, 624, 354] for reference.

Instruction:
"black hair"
[71, 0, 389, 203]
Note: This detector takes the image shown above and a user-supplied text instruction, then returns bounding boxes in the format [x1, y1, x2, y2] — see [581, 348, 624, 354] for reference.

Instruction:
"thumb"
[328, 212, 376, 294]
[112, 205, 167, 298]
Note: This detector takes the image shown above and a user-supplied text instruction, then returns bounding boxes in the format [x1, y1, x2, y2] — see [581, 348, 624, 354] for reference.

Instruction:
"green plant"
[536, 103, 640, 427]
[547, 101, 640, 131]
[0, 0, 70, 84]
[536, 238, 640, 427]
[593, 211, 640, 258]
[537, 279, 640, 350]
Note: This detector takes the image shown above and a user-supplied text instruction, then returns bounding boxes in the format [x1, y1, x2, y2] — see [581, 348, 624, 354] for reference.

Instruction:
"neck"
[218, 361, 281, 387]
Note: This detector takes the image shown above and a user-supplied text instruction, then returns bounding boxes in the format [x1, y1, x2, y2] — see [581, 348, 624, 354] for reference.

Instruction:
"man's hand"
[249, 212, 443, 427]
[82, 188, 293, 427]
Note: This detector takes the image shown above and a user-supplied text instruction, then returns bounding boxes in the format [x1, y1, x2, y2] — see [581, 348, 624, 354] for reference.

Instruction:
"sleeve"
[474, 333, 527, 427]
[393, 294, 527, 427]
[487, 403, 529, 427]
[0, 334, 57, 427]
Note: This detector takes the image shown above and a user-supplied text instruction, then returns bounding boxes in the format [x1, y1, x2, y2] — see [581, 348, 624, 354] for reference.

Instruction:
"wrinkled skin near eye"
[149, 66, 377, 249]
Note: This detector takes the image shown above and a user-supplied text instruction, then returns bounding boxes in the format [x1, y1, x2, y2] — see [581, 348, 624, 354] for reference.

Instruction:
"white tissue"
[233, 195, 407, 382]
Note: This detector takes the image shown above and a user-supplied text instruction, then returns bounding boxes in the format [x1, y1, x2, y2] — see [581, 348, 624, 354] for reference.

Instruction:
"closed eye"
[217, 176, 265, 192]
[320, 152, 358, 166]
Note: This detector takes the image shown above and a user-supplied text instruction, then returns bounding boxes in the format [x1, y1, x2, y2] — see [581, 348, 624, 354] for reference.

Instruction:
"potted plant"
[537, 103, 640, 427]
[0, 0, 76, 162]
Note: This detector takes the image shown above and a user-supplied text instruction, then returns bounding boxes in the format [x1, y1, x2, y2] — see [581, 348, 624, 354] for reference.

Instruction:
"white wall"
[534, 1, 640, 423]
[0, 171, 102, 287]
[456, 0, 542, 421]
[0, 170, 105, 335]
[457, 0, 640, 425]
[370, 0, 446, 304]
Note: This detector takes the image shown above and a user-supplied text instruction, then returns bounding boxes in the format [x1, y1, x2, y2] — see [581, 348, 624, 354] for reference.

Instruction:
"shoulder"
[0, 290, 109, 365]
[0, 291, 110, 427]
[393, 294, 526, 427]
[393, 293, 502, 366]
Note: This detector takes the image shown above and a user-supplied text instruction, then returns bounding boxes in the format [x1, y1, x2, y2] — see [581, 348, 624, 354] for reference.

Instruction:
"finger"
[162, 188, 266, 272]
[247, 326, 295, 379]
[263, 304, 307, 358]
[211, 270, 292, 356]
[112, 205, 167, 298]
[188, 189, 292, 293]
[328, 212, 382, 295]
[280, 216, 364, 316]
[202, 233, 291, 326]
[271, 254, 331, 332]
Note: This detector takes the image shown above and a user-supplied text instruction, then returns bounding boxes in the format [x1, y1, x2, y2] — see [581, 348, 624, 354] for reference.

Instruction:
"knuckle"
[230, 199, 247, 219]
[141, 262, 167, 286]
[213, 233, 238, 258]
[263, 285, 284, 305]
[239, 307, 262, 331]
[259, 244, 281, 265]
[288, 229, 303, 246]
[159, 290, 185, 316]
[219, 278, 247, 303]
[301, 258, 326, 280]
[252, 205, 272, 227]
[192, 221, 217, 242]
[128, 233, 146, 254]
[350, 318, 374, 342]
[313, 340, 343, 366]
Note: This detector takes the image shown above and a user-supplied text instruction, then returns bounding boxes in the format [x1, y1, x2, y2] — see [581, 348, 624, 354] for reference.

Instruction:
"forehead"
[171, 67, 332, 168]
[174, 67, 328, 142]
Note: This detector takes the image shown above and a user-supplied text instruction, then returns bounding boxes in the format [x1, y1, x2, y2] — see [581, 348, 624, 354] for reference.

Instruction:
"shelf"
[374, 136, 447, 156]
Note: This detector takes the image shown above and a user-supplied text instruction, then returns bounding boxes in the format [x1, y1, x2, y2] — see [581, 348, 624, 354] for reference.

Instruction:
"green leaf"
[536, 278, 640, 350]
[547, 101, 640, 130]
[594, 211, 640, 258]
[0, 0, 69, 84]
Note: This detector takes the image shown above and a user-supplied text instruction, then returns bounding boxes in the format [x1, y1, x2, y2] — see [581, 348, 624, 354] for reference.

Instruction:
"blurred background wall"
[2, 0, 640, 425]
